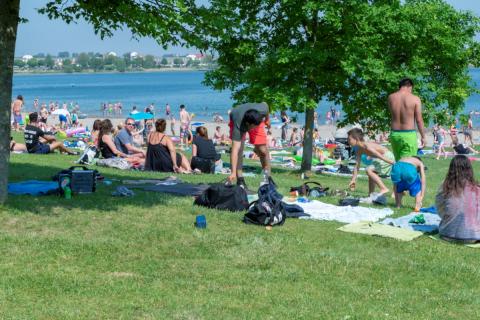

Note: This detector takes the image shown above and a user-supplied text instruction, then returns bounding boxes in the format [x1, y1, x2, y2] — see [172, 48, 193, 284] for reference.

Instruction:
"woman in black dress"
[191, 126, 221, 173]
[145, 118, 192, 173]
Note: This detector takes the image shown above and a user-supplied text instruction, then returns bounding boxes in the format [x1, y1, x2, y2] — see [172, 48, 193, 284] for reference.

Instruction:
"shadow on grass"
[5, 154, 300, 215]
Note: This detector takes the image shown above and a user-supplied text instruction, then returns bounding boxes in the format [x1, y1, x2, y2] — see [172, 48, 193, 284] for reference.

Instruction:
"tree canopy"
[199, 0, 480, 170]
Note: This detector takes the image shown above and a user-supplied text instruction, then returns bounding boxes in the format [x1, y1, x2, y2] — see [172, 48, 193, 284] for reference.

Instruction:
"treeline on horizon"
[13, 51, 216, 73]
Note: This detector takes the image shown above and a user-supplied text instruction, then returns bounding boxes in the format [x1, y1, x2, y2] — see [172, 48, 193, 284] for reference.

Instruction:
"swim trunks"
[394, 174, 421, 197]
[229, 120, 267, 145]
[367, 150, 395, 177]
[390, 130, 418, 161]
[13, 113, 23, 125]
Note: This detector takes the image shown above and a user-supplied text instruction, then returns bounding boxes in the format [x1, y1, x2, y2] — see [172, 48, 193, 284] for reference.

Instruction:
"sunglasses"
[126, 123, 135, 126]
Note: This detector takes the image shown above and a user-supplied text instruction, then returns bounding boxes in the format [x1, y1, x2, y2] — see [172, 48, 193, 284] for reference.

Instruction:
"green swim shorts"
[390, 130, 418, 161]
[368, 150, 395, 177]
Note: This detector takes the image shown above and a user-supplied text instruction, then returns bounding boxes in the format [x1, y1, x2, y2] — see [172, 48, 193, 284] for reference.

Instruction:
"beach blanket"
[291, 200, 394, 223]
[338, 222, 423, 241]
[96, 158, 132, 170]
[380, 212, 441, 233]
[128, 181, 210, 196]
[8, 180, 59, 196]
[428, 234, 480, 248]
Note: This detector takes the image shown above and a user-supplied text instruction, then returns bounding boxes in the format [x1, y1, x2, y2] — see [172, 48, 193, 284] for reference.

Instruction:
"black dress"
[99, 137, 116, 159]
[145, 135, 181, 172]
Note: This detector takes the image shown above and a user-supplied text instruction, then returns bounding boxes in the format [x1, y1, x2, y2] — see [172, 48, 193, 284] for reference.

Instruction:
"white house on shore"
[186, 53, 204, 61]
[22, 54, 33, 63]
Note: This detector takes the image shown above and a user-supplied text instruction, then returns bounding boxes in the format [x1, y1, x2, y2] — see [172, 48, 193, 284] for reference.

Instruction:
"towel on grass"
[338, 222, 423, 241]
[128, 182, 210, 197]
[429, 234, 480, 248]
[292, 200, 394, 223]
[8, 180, 59, 196]
[380, 212, 441, 233]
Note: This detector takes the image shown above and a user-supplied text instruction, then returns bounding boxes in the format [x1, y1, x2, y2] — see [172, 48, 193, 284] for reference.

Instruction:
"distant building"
[107, 51, 117, 57]
[22, 54, 33, 63]
[130, 51, 139, 59]
[186, 53, 204, 61]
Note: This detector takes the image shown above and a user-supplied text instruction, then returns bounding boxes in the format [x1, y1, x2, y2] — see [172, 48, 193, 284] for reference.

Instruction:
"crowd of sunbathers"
[10, 87, 480, 243]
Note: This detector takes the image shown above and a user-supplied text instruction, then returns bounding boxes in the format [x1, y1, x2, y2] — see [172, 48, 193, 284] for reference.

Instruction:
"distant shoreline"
[13, 67, 212, 76]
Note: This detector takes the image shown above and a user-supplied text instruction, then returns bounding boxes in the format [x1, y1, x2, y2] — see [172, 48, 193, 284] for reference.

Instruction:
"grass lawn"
[2, 137, 480, 319]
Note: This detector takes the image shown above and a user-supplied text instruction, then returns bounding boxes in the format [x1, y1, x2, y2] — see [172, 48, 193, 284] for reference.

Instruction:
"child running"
[436, 125, 447, 160]
[348, 128, 395, 195]
[390, 156, 426, 210]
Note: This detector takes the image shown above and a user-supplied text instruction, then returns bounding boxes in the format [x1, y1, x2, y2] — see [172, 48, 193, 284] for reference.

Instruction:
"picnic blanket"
[96, 158, 132, 170]
[127, 180, 210, 196]
[291, 200, 394, 223]
[338, 222, 423, 241]
[8, 180, 59, 196]
[380, 212, 441, 233]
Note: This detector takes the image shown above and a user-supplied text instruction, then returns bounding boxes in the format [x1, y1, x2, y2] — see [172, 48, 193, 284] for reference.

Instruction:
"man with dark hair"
[388, 78, 426, 160]
[228, 102, 272, 190]
[24, 112, 76, 155]
[114, 117, 146, 158]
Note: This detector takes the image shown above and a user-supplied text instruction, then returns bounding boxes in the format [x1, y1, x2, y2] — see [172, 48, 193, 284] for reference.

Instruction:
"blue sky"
[15, 0, 480, 57]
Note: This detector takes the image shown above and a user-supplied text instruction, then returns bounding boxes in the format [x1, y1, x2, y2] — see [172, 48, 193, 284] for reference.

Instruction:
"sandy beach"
[24, 112, 480, 147]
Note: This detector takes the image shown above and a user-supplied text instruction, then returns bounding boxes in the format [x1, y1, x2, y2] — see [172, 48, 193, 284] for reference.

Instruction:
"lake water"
[12, 70, 480, 124]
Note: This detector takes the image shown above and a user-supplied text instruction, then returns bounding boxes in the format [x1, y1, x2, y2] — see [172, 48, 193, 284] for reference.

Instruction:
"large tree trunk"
[301, 108, 315, 171]
[0, 0, 21, 203]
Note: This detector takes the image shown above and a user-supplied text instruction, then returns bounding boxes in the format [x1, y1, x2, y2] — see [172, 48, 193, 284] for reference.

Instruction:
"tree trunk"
[0, 0, 21, 204]
[301, 108, 315, 171]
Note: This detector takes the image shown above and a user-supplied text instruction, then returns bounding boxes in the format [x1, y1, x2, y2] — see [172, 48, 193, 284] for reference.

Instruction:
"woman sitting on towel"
[145, 118, 192, 173]
[191, 126, 222, 173]
[98, 119, 143, 165]
[436, 155, 480, 243]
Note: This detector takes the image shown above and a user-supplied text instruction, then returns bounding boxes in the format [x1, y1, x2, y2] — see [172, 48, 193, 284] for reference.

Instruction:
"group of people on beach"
[10, 77, 480, 242]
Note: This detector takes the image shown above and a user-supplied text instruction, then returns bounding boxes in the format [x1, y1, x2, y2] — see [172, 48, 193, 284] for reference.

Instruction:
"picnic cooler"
[58, 166, 97, 193]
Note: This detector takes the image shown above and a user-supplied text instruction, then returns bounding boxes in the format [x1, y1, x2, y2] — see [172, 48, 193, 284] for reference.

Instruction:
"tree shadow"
[5, 161, 207, 215]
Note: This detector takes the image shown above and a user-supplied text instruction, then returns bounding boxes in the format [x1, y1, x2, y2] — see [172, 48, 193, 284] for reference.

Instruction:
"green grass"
[2, 140, 480, 319]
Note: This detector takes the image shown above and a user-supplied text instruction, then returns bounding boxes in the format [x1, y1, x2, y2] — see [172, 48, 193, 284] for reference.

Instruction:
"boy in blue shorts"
[390, 156, 426, 210]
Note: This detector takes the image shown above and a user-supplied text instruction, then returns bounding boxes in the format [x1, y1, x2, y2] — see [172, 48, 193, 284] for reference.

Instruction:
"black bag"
[191, 156, 215, 173]
[290, 182, 329, 197]
[194, 183, 248, 211]
[243, 181, 286, 226]
[338, 198, 360, 206]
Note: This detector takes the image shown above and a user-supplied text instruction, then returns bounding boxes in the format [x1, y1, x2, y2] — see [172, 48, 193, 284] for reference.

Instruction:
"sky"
[15, 0, 480, 57]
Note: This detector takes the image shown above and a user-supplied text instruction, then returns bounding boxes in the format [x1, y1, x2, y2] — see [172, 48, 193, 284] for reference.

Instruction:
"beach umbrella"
[130, 112, 154, 120]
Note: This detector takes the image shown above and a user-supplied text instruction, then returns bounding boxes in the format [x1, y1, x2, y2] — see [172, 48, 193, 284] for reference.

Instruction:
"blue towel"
[8, 180, 59, 196]
[420, 206, 437, 214]
[380, 212, 441, 233]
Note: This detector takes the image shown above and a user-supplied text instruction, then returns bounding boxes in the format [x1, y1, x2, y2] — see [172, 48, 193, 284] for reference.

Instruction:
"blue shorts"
[391, 161, 418, 185]
[395, 176, 421, 197]
[59, 114, 67, 122]
[33, 143, 51, 154]
[14, 114, 23, 125]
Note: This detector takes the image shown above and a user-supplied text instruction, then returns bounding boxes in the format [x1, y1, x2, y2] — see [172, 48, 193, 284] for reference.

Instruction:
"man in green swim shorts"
[388, 78, 426, 160]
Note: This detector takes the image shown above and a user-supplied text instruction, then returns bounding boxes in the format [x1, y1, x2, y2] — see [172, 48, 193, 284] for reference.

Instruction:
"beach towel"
[292, 200, 394, 223]
[380, 212, 441, 233]
[338, 222, 423, 241]
[8, 180, 59, 196]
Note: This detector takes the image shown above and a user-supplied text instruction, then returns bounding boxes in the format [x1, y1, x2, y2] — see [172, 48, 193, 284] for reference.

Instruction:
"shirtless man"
[179, 104, 191, 146]
[388, 78, 426, 161]
[11, 95, 24, 131]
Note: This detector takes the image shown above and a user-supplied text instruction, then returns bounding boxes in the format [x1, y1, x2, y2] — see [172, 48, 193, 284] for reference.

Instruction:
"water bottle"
[64, 186, 72, 199]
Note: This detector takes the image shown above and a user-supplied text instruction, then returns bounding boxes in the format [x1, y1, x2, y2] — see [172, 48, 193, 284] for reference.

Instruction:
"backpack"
[191, 156, 215, 173]
[76, 145, 99, 165]
[243, 180, 286, 226]
[290, 181, 329, 197]
[194, 183, 249, 211]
